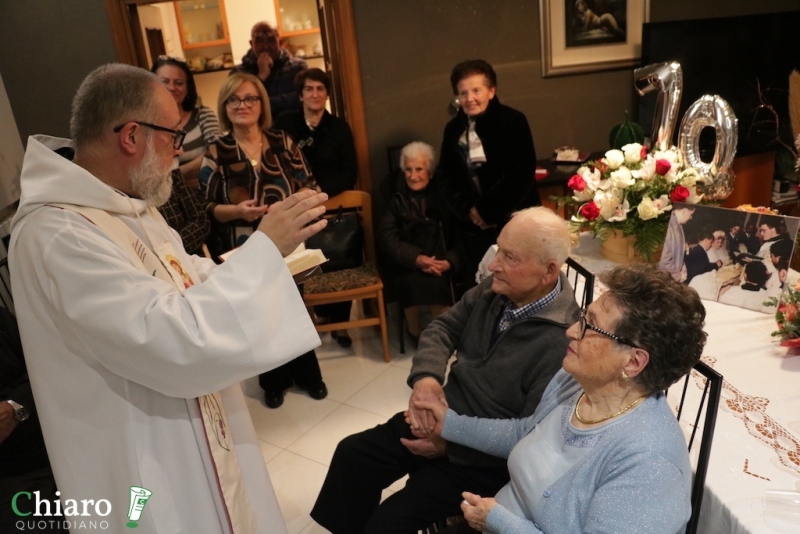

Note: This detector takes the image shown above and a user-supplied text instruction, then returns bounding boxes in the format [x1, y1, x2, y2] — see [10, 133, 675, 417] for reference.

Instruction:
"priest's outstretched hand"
[257, 190, 328, 256]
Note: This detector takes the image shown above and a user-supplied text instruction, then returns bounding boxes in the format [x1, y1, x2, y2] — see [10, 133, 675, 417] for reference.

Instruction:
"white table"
[479, 233, 800, 532]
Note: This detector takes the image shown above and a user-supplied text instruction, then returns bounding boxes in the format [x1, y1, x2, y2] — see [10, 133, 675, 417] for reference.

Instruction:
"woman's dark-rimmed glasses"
[226, 96, 260, 109]
[113, 121, 186, 150]
[578, 309, 639, 348]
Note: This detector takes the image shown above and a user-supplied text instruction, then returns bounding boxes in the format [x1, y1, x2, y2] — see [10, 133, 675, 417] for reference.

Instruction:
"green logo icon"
[126, 486, 152, 528]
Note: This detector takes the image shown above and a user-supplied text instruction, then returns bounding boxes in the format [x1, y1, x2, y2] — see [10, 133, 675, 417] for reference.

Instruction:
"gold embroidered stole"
[51, 203, 257, 534]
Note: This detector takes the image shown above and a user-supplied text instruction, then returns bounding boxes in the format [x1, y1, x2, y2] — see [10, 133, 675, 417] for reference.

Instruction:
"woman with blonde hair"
[200, 72, 326, 408]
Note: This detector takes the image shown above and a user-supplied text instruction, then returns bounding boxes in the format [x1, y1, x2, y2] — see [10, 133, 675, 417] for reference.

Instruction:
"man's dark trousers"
[311, 412, 509, 533]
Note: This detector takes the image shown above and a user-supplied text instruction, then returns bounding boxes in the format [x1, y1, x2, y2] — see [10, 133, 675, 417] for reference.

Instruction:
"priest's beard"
[129, 135, 173, 207]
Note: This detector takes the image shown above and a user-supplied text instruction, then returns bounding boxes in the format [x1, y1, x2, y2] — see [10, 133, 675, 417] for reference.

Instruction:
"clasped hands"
[415, 255, 451, 276]
[469, 206, 494, 230]
[402, 377, 498, 530]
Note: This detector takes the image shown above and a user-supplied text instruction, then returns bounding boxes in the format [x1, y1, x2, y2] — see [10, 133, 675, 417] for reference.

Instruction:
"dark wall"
[1, 0, 798, 176]
[352, 0, 800, 190]
[0, 0, 117, 145]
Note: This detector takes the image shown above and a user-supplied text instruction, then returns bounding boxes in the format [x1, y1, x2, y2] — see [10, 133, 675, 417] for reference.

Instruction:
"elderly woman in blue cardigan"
[416, 264, 705, 533]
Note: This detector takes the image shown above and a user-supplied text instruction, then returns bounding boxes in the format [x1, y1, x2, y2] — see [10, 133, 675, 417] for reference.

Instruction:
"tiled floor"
[243, 304, 414, 534]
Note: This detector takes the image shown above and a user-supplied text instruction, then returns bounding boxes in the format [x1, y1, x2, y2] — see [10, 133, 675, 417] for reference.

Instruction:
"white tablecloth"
[691, 299, 800, 533]
[478, 232, 800, 532]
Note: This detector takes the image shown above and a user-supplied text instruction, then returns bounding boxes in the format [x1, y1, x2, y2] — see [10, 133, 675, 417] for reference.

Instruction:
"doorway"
[103, 0, 371, 190]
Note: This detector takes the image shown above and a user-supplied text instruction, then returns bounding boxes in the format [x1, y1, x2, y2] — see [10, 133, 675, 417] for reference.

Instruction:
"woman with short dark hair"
[273, 68, 359, 347]
[437, 59, 539, 284]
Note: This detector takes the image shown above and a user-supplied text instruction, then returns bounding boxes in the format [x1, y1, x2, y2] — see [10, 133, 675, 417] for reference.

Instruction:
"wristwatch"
[6, 400, 29, 422]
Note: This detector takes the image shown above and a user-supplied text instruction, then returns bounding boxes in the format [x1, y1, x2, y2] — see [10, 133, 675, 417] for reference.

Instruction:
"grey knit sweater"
[409, 273, 579, 466]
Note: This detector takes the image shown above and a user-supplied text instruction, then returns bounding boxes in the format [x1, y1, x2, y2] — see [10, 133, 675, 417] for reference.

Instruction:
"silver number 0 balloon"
[678, 94, 738, 198]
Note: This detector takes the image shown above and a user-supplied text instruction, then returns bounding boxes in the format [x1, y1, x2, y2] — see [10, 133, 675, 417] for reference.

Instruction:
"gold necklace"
[237, 137, 262, 167]
[574, 392, 648, 425]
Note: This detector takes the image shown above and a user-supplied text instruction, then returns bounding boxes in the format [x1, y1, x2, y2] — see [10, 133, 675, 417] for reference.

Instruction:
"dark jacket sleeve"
[474, 108, 538, 225]
[376, 199, 423, 270]
[273, 113, 357, 198]
[436, 117, 476, 224]
[324, 120, 358, 198]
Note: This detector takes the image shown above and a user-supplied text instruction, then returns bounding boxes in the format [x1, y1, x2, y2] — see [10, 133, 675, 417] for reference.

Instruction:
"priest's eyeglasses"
[113, 121, 186, 150]
[225, 96, 261, 109]
[578, 309, 639, 348]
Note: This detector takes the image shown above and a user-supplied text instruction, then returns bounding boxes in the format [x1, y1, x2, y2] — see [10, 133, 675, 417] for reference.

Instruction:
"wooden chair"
[674, 361, 723, 534]
[302, 191, 392, 362]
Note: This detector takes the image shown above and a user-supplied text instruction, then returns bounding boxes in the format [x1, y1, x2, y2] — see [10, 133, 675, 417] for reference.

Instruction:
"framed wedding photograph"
[657, 203, 800, 314]
[540, 0, 650, 77]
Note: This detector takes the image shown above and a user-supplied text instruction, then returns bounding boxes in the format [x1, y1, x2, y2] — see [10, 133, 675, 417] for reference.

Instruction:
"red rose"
[670, 185, 690, 203]
[579, 201, 600, 221]
[656, 159, 672, 175]
[567, 174, 587, 192]
[640, 146, 648, 160]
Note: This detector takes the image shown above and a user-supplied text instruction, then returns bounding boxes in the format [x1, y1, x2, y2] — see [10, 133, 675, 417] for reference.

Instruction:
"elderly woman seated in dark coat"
[378, 141, 462, 344]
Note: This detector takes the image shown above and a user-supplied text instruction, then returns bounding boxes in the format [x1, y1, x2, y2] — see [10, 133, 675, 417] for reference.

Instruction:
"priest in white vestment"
[8, 64, 328, 533]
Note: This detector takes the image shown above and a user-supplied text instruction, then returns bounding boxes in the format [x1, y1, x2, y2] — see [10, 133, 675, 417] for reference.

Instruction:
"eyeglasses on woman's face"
[578, 309, 639, 348]
[226, 96, 260, 109]
[112, 121, 186, 150]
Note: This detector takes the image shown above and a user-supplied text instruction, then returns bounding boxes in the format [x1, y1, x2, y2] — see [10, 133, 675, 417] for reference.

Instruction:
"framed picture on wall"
[540, 0, 650, 77]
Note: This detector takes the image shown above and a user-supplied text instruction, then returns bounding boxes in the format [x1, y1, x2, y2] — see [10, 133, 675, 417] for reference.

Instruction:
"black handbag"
[306, 206, 364, 272]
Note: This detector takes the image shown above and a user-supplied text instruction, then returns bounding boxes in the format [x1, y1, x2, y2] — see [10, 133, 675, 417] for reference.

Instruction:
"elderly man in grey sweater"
[312, 207, 580, 534]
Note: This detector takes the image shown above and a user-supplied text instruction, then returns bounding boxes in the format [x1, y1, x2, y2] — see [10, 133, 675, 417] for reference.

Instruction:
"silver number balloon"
[678, 94, 738, 200]
[634, 62, 683, 152]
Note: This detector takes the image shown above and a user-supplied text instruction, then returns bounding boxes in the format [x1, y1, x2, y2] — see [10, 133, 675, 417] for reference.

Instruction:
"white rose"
[604, 149, 625, 170]
[608, 166, 635, 189]
[622, 143, 644, 165]
[637, 197, 659, 220]
[678, 167, 702, 186]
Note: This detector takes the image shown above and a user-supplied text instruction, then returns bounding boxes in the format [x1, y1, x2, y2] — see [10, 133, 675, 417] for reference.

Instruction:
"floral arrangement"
[766, 280, 800, 347]
[557, 143, 705, 260]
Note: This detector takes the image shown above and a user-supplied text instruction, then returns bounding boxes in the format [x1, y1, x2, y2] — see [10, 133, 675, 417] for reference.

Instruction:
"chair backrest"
[565, 256, 594, 308]
[386, 145, 403, 174]
[322, 190, 376, 264]
[675, 361, 723, 534]
[0, 257, 13, 313]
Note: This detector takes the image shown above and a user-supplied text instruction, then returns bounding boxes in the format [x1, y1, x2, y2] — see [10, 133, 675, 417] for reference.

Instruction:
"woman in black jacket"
[436, 59, 539, 284]
[378, 142, 461, 343]
[273, 68, 358, 348]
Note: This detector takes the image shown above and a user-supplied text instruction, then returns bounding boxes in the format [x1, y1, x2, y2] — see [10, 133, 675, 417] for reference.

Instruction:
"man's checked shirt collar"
[497, 276, 561, 332]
